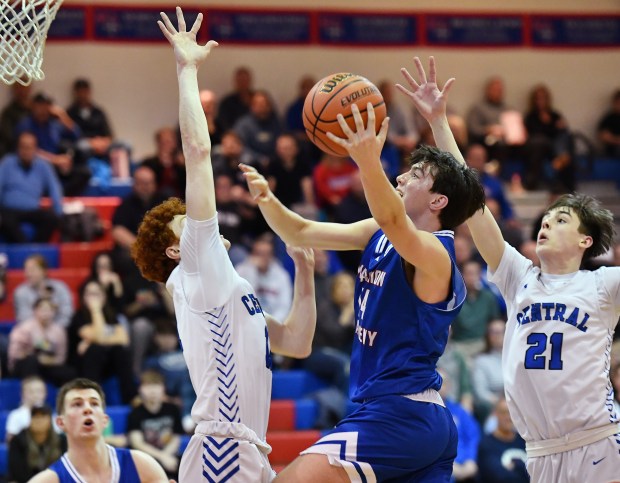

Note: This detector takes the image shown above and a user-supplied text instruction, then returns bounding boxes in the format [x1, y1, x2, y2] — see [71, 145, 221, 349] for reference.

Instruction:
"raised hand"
[239, 163, 271, 202]
[158, 7, 218, 67]
[326, 103, 389, 169]
[396, 56, 454, 123]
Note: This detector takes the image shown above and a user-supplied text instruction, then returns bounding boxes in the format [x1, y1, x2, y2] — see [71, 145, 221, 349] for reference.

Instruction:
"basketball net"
[0, 0, 63, 86]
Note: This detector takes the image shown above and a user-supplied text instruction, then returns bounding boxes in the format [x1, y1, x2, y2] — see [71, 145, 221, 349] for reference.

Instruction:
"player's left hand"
[286, 245, 315, 269]
[158, 7, 218, 68]
[327, 102, 389, 169]
[396, 56, 454, 124]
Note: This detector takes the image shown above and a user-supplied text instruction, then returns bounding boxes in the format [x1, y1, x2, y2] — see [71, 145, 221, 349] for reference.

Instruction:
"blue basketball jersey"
[350, 229, 466, 402]
[49, 445, 140, 482]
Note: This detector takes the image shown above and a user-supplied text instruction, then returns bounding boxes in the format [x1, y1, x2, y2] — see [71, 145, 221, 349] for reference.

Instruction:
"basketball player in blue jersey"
[29, 378, 169, 483]
[400, 56, 620, 483]
[241, 89, 485, 481]
[131, 8, 317, 482]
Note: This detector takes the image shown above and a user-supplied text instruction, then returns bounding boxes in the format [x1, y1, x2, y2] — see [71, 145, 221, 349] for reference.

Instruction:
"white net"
[0, 0, 63, 86]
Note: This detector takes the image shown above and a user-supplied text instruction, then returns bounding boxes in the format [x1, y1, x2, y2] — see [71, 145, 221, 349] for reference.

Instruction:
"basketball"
[303, 73, 386, 157]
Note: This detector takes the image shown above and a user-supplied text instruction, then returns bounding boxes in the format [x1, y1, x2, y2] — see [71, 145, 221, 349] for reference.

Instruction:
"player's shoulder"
[130, 449, 169, 482]
[28, 469, 60, 483]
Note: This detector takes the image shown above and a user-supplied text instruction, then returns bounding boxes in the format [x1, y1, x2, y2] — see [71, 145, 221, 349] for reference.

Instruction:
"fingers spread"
[336, 113, 354, 139]
[176, 6, 187, 32]
[190, 12, 203, 35]
[352, 104, 365, 133]
[428, 56, 436, 83]
[414, 57, 427, 84]
[160, 12, 177, 35]
[400, 68, 419, 91]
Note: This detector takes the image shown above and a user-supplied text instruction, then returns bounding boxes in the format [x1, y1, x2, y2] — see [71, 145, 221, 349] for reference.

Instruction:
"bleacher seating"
[1, 243, 60, 270]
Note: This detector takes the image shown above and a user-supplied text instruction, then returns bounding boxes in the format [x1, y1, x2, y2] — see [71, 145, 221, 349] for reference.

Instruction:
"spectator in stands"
[378, 79, 418, 161]
[597, 89, 620, 158]
[465, 143, 515, 223]
[466, 76, 526, 165]
[523, 84, 574, 191]
[87, 252, 124, 312]
[476, 399, 528, 483]
[451, 260, 502, 361]
[67, 279, 136, 404]
[7, 404, 66, 483]
[66, 78, 113, 162]
[302, 272, 355, 429]
[199, 89, 223, 147]
[127, 369, 184, 479]
[0, 80, 31, 157]
[213, 173, 254, 265]
[472, 319, 506, 426]
[333, 171, 372, 273]
[437, 369, 480, 483]
[0, 132, 63, 243]
[285, 75, 320, 163]
[8, 297, 76, 386]
[14, 254, 74, 328]
[111, 165, 167, 278]
[216, 66, 254, 131]
[234, 90, 282, 164]
[267, 133, 315, 212]
[312, 153, 358, 217]
[438, 329, 474, 413]
[236, 234, 292, 322]
[141, 126, 186, 198]
[143, 317, 195, 431]
[212, 131, 260, 187]
[16, 92, 89, 196]
[5, 376, 47, 442]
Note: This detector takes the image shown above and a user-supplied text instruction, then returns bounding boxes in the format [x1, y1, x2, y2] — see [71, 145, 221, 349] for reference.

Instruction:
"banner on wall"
[531, 15, 620, 47]
[317, 12, 418, 45]
[425, 14, 523, 46]
[45, 5, 620, 48]
[206, 10, 311, 44]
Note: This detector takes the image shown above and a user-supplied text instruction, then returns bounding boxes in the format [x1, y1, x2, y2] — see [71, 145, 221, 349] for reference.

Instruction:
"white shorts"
[179, 433, 276, 483]
[527, 434, 620, 483]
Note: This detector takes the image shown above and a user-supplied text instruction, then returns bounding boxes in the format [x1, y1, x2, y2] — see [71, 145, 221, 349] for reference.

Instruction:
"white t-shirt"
[166, 216, 272, 444]
[489, 243, 620, 442]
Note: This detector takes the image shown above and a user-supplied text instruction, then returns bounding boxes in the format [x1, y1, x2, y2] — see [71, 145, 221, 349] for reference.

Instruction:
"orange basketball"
[303, 73, 386, 157]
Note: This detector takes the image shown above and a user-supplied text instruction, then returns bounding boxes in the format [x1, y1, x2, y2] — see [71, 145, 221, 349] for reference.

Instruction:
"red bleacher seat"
[59, 241, 114, 269]
[268, 400, 296, 431]
[268, 430, 322, 465]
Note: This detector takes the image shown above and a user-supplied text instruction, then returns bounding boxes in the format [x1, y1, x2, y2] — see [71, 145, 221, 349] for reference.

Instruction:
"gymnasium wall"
[0, 0, 618, 159]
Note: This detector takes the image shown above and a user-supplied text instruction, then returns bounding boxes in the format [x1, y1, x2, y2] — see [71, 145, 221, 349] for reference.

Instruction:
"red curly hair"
[131, 197, 186, 282]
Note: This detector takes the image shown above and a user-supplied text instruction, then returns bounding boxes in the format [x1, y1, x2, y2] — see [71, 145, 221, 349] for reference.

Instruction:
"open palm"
[158, 7, 217, 67]
[396, 56, 454, 123]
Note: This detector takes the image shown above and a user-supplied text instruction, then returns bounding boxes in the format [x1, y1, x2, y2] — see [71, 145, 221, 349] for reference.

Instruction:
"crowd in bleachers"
[0, 69, 619, 482]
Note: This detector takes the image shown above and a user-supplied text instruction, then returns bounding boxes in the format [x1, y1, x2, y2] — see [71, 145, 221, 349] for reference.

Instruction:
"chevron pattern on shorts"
[202, 437, 240, 482]
[207, 308, 240, 423]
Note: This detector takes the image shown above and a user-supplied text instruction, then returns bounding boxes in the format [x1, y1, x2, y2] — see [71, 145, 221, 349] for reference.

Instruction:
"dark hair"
[132, 197, 186, 282]
[25, 254, 48, 271]
[545, 193, 615, 259]
[407, 145, 486, 230]
[56, 378, 106, 415]
[139, 369, 165, 386]
[73, 78, 90, 90]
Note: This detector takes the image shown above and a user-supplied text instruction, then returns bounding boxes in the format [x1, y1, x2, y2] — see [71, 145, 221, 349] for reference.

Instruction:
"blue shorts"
[301, 395, 457, 482]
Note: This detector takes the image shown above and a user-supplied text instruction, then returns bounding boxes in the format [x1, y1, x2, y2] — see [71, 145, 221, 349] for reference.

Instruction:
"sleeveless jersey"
[166, 216, 272, 444]
[49, 445, 139, 482]
[350, 229, 466, 402]
[489, 243, 620, 442]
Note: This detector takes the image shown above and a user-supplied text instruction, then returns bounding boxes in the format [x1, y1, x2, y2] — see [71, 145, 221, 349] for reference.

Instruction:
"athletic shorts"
[527, 433, 620, 483]
[179, 433, 276, 483]
[301, 394, 458, 482]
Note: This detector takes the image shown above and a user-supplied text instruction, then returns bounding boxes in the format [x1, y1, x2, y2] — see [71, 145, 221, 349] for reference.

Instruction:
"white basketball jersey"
[489, 243, 620, 442]
[166, 216, 273, 443]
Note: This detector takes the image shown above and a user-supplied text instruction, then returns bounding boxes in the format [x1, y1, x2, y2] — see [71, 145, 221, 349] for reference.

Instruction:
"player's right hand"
[239, 163, 271, 203]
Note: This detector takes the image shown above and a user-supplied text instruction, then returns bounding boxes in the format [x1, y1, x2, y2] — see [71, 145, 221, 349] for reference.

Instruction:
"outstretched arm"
[266, 246, 316, 358]
[159, 8, 218, 221]
[397, 57, 506, 271]
[240, 163, 378, 250]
